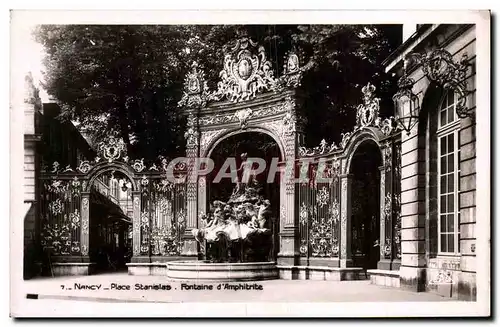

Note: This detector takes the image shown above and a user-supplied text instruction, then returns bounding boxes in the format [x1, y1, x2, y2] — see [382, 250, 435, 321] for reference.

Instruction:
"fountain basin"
[166, 260, 279, 281]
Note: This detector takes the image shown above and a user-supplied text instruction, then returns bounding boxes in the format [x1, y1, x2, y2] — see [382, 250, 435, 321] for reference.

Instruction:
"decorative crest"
[280, 45, 314, 88]
[98, 135, 126, 162]
[356, 83, 380, 128]
[178, 61, 210, 109]
[209, 35, 280, 103]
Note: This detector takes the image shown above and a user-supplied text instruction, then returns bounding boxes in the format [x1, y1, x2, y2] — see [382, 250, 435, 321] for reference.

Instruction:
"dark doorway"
[350, 141, 382, 270]
[207, 132, 281, 260]
[89, 170, 133, 273]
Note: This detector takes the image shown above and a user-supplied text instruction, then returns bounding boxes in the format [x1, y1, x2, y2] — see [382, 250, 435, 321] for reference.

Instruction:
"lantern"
[393, 73, 420, 136]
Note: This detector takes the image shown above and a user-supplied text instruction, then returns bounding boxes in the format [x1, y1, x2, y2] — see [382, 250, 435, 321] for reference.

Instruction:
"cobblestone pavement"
[18, 272, 451, 303]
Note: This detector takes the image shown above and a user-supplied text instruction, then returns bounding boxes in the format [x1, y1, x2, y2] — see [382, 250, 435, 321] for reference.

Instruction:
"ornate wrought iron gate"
[39, 136, 187, 270]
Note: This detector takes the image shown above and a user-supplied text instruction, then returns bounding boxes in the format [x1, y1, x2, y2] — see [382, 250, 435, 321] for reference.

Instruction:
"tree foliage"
[34, 24, 401, 160]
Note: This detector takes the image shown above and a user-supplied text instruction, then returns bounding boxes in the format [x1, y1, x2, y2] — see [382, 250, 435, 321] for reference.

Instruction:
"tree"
[35, 24, 402, 159]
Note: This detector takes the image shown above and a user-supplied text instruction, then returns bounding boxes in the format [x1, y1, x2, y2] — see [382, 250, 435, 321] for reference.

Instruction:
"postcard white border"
[8, 8, 491, 318]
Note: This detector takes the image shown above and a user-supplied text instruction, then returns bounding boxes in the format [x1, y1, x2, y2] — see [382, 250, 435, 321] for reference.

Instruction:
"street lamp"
[393, 73, 420, 136]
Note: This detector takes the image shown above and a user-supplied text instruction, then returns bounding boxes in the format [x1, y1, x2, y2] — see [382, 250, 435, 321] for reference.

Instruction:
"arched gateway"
[177, 34, 311, 262]
[39, 35, 403, 279]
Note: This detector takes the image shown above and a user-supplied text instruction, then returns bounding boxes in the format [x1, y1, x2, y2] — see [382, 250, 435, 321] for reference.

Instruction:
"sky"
[11, 22, 50, 103]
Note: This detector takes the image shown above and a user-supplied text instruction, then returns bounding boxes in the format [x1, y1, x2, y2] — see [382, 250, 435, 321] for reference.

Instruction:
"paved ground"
[19, 272, 451, 303]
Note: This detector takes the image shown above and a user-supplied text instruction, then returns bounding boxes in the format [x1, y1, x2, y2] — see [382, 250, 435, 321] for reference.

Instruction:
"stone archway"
[205, 130, 283, 261]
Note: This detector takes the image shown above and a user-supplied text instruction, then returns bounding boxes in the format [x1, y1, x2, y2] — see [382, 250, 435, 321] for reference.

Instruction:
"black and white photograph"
[8, 9, 491, 317]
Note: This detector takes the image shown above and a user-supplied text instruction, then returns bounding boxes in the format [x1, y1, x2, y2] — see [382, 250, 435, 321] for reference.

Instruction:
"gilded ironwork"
[356, 83, 380, 128]
[131, 158, 146, 173]
[406, 48, 472, 119]
[98, 135, 126, 162]
[69, 209, 80, 229]
[209, 34, 280, 103]
[317, 187, 329, 208]
[41, 223, 71, 255]
[178, 61, 210, 109]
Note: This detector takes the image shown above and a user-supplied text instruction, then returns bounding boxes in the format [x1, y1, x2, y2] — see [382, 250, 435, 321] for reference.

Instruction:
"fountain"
[166, 155, 279, 281]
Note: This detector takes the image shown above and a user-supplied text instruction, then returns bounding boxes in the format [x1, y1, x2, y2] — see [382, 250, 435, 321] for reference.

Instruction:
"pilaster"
[340, 173, 353, 268]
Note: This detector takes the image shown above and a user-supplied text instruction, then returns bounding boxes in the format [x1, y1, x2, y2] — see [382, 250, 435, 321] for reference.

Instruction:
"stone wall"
[398, 25, 476, 300]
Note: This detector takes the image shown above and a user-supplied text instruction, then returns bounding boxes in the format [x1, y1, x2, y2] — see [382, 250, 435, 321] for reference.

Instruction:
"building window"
[437, 91, 461, 254]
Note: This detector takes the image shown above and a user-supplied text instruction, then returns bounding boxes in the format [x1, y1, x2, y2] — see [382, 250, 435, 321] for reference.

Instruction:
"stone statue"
[192, 167, 273, 263]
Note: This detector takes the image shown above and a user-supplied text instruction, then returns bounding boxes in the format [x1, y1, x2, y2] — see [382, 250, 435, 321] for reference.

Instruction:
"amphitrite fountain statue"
[192, 153, 273, 263]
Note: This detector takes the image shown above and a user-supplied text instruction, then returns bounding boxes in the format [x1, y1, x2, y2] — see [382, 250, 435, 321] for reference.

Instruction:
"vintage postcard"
[9, 9, 491, 317]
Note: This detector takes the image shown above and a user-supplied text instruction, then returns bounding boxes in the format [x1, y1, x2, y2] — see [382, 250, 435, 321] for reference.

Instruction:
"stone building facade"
[380, 24, 477, 300]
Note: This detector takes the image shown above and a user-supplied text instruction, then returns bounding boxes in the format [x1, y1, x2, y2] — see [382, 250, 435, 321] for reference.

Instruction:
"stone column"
[339, 173, 353, 268]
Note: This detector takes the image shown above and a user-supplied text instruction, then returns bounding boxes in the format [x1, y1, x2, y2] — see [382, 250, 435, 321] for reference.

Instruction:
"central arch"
[204, 126, 286, 160]
[204, 130, 283, 261]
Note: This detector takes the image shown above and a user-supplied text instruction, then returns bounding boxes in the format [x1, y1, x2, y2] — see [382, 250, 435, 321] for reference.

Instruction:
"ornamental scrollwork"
[383, 238, 392, 259]
[71, 241, 80, 253]
[209, 34, 280, 103]
[150, 226, 183, 256]
[317, 187, 329, 208]
[200, 129, 227, 156]
[310, 216, 336, 257]
[70, 177, 82, 197]
[197, 101, 291, 127]
[49, 198, 64, 215]
[82, 197, 89, 210]
[393, 193, 402, 259]
[159, 198, 172, 215]
[384, 145, 392, 172]
[81, 219, 89, 235]
[395, 143, 402, 180]
[299, 240, 308, 255]
[131, 158, 146, 173]
[77, 160, 92, 174]
[340, 132, 352, 149]
[140, 211, 150, 231]
[298, 139, 339, 157]
[155, 178, 174, 194]
[281, 112, 297, 137]
[384, 193, 392, 221]
[299, 202, 308, 225]
[178, 61, 210, 109]
[41, 223, 71, 255]
[69, 209, 81, 229]
[140, 175, 150, 193]
[356, 83, 380, 128]
[330, 200, 340, 223]
[45, 180, 68, 195]
[280, 46, 315, 88]
[406, 49, 472, 119]
[184, 126, 199, 148]
[98, 135, 126, 163]
[81, 244, 88, 256]
[235, 108, 253, 129]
